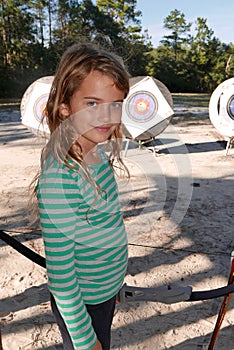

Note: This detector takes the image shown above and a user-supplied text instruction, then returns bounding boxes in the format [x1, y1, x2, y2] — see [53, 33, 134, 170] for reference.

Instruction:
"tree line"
[0, 0, 233, 98]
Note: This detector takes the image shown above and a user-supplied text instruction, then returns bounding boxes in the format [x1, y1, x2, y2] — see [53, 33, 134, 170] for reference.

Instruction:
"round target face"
[33, 93, 49, 123]
[227, 95, 234, 120]
[126, 91, 158, 123]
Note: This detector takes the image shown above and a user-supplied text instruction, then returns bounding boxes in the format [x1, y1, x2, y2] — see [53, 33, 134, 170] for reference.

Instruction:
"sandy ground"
[0, 111, 234, 350]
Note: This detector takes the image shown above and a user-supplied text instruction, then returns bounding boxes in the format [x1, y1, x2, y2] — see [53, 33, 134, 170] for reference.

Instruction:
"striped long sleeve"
[37, 155, 128, 349]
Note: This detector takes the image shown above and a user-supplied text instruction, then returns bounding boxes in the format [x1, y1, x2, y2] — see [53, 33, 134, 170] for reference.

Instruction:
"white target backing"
[21, 76, 53, 136]
[122, 76, 174, 139]
[209, 78, 234, 139]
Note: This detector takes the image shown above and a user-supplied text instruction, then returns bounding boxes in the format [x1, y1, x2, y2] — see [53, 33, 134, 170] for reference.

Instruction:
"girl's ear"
[59, 103, 70, 118]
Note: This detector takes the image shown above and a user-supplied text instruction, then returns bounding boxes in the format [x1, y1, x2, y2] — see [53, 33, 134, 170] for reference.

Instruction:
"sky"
[136, 0, 234, 47]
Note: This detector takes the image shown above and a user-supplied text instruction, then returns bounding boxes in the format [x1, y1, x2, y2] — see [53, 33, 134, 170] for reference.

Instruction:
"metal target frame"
[209, 78, 234, 155]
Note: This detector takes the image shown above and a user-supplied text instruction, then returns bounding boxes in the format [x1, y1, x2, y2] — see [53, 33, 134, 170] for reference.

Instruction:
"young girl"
[36, 43, 130, 350]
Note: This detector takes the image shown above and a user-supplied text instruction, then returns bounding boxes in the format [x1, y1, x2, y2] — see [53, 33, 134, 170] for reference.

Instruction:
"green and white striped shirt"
[37, 152, 128, 349]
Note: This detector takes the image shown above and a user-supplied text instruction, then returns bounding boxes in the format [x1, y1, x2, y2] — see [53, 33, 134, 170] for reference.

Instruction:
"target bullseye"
[33, 94, 49, 123]
[227, 95, 234, 120]
[127, 92, 158, 122]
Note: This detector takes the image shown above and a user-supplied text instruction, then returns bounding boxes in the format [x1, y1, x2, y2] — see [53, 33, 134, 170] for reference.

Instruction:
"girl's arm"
[92, 340, 102, 350]
[37, 166, 97, 350]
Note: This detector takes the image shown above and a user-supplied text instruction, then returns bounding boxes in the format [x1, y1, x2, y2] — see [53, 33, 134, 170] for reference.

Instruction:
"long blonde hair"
[41, 42, 130, 190]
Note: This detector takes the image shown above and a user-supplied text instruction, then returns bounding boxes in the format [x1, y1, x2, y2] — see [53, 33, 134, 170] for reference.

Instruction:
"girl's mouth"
[94, 125, 112, 132]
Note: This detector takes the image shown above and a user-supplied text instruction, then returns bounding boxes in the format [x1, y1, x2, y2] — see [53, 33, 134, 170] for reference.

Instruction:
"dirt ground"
[0, 116, 234, 350]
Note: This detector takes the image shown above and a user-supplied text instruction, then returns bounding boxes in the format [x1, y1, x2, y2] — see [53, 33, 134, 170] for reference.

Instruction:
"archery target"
[126, 91, 158, 123]
[209, 78, 234, 138]
[122, 76, 174, 140]
[21, 76, 53, 136]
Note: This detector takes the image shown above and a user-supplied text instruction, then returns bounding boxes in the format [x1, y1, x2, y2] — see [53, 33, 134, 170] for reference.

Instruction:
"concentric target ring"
[126, 91, 158, 123]
[227, 95, 234, 120]
[33, 93, 49, 123]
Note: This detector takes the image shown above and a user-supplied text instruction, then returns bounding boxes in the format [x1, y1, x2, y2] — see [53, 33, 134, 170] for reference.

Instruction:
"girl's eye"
[87, 101, 97, 108]
[111, 102, 122, 109]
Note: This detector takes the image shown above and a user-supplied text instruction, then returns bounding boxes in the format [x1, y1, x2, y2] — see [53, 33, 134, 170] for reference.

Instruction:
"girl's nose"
[97, 103, 122, 123]
[98, 103, 111, 123]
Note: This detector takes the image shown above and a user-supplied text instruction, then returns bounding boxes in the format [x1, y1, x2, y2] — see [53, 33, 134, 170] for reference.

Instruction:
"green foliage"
[0, 2, 233, 97]
[147, 9, 234, 93]
[96, 0, 142, 29]
[95, 0, 152, 76]
[161, 9, 192, 61]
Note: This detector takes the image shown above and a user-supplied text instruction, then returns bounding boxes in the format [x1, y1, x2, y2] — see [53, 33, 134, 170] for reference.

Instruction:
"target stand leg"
[139, 138, 158, 157]
[225, 137, 233, 156]
[123, 137, 159, 157]
[123, 138, 130, 157]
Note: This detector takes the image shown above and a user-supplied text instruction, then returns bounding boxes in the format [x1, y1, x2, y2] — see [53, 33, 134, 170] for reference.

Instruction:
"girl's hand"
[92, 340, 102, 350]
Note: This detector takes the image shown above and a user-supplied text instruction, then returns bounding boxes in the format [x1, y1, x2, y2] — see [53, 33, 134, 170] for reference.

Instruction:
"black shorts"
[50, 293, 116, 350]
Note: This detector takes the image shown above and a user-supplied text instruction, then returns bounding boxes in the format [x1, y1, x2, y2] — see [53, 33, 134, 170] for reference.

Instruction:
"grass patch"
[0, 99, 20, 107]
[172, 93, 211, 108]
[172, 93, 210, 123]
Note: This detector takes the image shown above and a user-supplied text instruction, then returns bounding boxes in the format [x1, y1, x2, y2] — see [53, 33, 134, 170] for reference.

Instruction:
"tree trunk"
[225, 54, 232, 78]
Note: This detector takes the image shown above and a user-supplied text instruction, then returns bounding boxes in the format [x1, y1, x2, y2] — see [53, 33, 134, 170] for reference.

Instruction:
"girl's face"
[60, 70, 125, 154]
